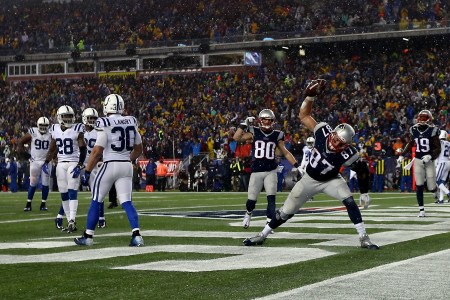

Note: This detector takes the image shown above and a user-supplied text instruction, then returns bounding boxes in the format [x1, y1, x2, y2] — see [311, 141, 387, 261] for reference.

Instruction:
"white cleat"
[418, 210, 426, 218]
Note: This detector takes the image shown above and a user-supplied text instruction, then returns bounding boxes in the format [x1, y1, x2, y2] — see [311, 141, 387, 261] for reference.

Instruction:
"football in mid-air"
[304, 79, 326, 97]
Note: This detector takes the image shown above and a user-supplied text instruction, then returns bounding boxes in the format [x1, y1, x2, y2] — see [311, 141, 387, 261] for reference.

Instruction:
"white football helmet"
[258, 109, 276, 131]
[56, 105, 75, 128]
[37, 117, 50, 134]
[417, 110, 433, 125]
[327, 123, 355, 152]
[306, 137, 315, 149]
[82, 108, 99, 126]
[103, 94, 124, 115]
[439, 130, 448, 140]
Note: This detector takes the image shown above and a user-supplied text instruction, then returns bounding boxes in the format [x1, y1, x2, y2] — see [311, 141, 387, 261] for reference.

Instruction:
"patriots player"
[233, 109, 300, 229]
[243, 79, 379, 250]
[74, 94, 144, 247]
[433, 130, 450, 204]
[18, 117, 51, 211]
[45, 105, 87, 233]
[397, 110, 440, 216]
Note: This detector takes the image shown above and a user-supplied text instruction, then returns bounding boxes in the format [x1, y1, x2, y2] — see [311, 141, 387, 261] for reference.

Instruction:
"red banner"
[138, 159, 181, 177]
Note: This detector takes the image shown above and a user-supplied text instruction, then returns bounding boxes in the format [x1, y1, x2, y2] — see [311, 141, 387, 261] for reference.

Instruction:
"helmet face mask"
[327, 123, 355, 153]
[82, 108, 99, 126]
[103, 94, 124, 116]
[258, 109, 275, 131]
[306, 137, 315, 149]
[37, 117, 50, 134]
[56, 105, 75, 128]
[417, 110, 432, 125]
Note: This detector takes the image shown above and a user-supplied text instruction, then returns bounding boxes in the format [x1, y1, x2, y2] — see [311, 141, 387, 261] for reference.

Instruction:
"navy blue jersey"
[409, 124, 439, 159]
[306, 122, 359, 181]
[248, 126, 284, 172]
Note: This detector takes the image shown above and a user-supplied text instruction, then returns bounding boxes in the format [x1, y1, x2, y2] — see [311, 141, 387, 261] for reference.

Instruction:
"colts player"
[243, 79, 379, 250]
[75, 94, 144, 246]
[45, 105, 86, 233]
[18, 117, 51, 211]
[234, 109, 300, 230]
[397, 110, 440, 216]
[81, 107, 108, 228]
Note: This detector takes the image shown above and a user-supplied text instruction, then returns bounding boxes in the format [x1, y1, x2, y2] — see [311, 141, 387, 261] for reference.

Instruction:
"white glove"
[422, 155, 432, 163]
[291, 166, 304, 175]
[397, 155, 404, 164]
[359, 193, 371, 209]
[244, 116, 255, 127]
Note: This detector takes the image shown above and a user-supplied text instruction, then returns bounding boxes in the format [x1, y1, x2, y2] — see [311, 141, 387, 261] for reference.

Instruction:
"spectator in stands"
[145, 158, 157, 189]
[156, 157, 168, 192]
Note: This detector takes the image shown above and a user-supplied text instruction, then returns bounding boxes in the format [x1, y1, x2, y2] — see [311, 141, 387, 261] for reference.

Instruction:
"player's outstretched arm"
[299, 79, 326, 132]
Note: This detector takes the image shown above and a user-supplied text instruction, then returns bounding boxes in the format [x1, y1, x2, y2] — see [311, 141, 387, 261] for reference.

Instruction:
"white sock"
[69, 200, 78, 221]
[261, 224, 274, 237]
[62, 201, 70, 221]
[354, 222, 366, 238]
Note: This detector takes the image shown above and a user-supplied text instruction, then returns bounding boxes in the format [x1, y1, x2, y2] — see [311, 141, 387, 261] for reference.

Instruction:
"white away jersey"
[95, 115, 142, 162]
[437, 140, 450, 163]
[28, 127, 51, 161]
[84, 129, 97, 163]
[50, 123, 85, 162]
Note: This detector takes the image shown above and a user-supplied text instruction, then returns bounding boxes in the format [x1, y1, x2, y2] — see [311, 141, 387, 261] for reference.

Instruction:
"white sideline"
[255, 249, 450, 300]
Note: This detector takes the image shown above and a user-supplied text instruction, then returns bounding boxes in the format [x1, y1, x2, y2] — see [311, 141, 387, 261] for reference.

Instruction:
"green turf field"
[1, 191, 450, 299]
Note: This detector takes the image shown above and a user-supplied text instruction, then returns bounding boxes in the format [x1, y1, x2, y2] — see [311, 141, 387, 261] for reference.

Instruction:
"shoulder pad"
[73, 123, 85, 133]
[95, 117, 111, 130]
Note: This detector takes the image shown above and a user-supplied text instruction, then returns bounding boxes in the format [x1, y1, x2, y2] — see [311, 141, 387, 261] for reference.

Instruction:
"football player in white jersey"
[75, 94, 144, 246]
[44, 105, 87, 233]
[299, 136, 314, 176]
[434, 130, 450, 204]
[18, 117, 51, 211]
[81, 107, 107, 228]
[243, 79, 378, 250]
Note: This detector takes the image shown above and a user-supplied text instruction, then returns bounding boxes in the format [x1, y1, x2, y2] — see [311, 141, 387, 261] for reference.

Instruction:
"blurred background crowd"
[0, 0, 449, 193]
[0, 0, 448, 54]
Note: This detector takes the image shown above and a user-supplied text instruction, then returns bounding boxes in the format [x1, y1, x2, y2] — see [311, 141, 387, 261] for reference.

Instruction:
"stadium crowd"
[1, 40, 449, 192]
[0, 0, 448, 54]
[0, 0, 450, 192]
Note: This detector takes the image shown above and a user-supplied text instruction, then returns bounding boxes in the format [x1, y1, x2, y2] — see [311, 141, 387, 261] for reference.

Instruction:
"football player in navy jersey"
[233, 109, 300, 229]
[243, 79, 379, 250]
[397, 110, 440, 217]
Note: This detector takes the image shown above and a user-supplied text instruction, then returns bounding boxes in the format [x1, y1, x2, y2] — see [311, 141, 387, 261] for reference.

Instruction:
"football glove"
[304, 79, 326, 97]
[396, 155, 404, 164]
[422, 155, 432, 163]
[291, 166, 304, 182]
[42, 162, 49, 175]
[239, 116, 255, 130]
[71, 164, 83, 178]
[81, 171, 91, 186]
[359, 193, 371, 209]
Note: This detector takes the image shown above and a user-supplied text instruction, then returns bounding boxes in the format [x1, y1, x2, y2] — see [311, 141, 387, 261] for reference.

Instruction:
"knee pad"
[342, 196, 362, 225]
